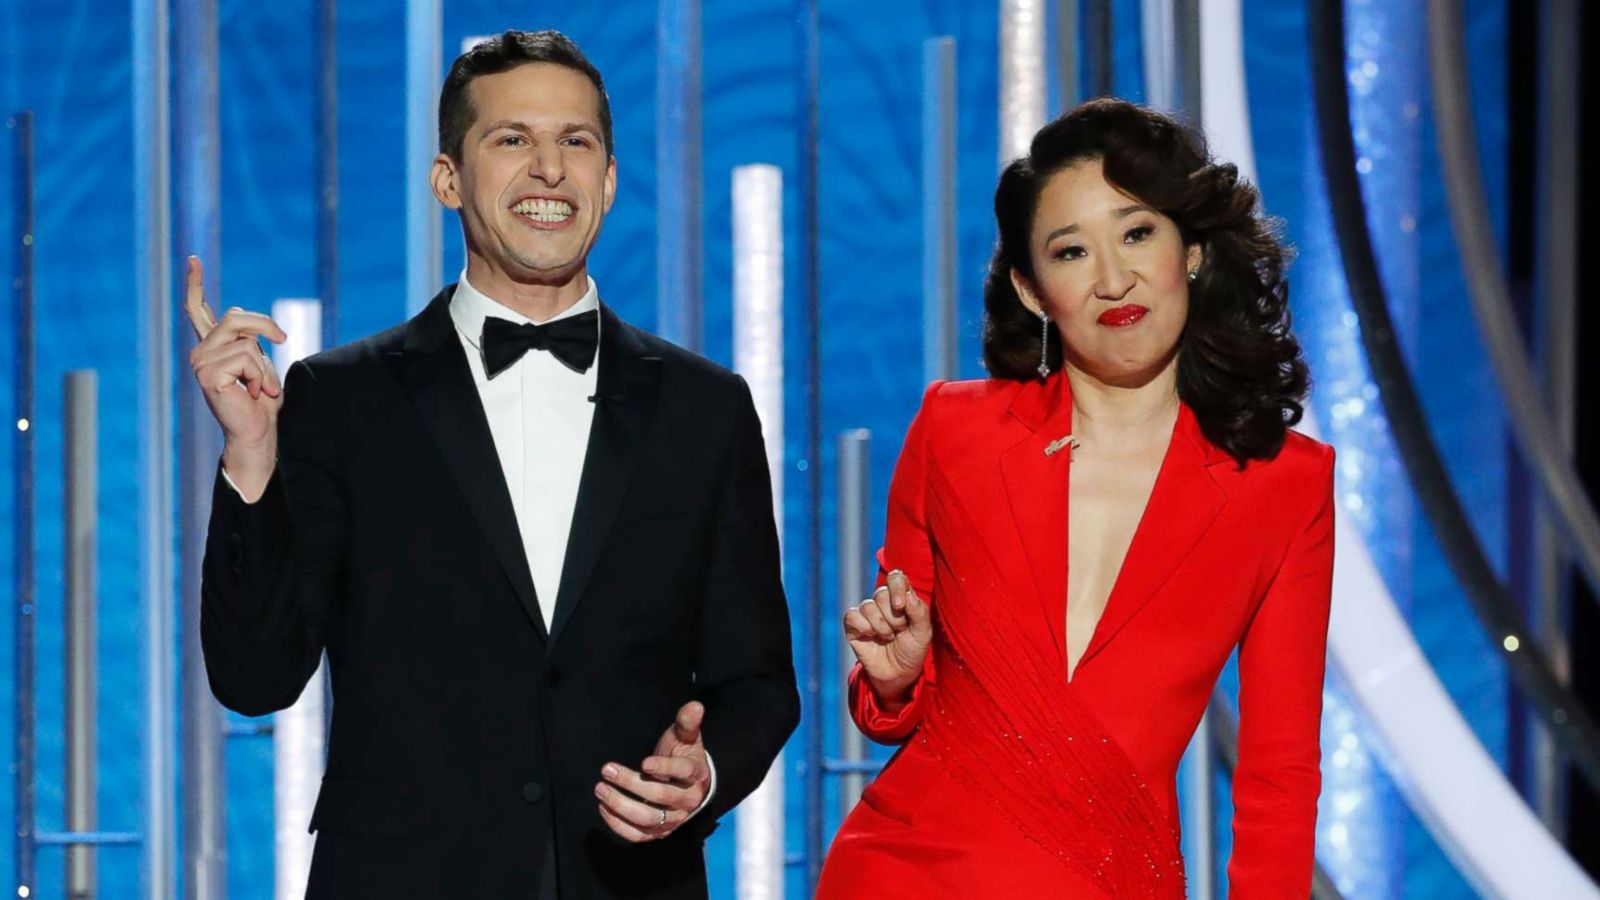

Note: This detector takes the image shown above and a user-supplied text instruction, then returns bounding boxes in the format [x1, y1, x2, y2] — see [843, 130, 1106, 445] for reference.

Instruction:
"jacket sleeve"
[1228, 443, 1336, 896]
[847, 381, 943, 745]
[687, 375, 801, 834]
[200, 359, 345, 717]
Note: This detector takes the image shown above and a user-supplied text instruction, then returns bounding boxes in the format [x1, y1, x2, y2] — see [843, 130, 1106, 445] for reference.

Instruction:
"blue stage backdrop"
[1, 1, 1513, 898]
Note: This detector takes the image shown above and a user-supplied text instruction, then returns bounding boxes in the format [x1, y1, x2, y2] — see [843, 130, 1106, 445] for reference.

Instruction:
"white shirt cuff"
[687, 751, 717, 820]
[219, 465, 254, 502]
[220, 461, 276, 505]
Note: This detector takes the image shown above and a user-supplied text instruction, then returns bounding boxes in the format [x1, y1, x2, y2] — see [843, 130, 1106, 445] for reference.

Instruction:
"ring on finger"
[656, 807, 667, 828]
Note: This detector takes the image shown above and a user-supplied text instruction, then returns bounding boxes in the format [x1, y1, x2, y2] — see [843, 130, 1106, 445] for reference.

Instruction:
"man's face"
[431, 63, 616, 287]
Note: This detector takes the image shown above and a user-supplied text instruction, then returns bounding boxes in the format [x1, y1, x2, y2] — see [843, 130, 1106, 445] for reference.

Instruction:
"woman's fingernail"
[603, 765, 619, 780]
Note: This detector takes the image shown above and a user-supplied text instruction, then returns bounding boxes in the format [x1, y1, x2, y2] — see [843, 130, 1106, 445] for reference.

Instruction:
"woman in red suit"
[816, 99, 1334, 898]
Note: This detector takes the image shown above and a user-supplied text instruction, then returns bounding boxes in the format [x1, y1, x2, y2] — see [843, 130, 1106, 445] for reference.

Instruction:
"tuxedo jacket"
[201, 287, 800, 899]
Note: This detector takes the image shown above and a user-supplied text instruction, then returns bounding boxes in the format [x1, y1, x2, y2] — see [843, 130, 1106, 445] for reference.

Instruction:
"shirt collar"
[449, 270, 601, 350]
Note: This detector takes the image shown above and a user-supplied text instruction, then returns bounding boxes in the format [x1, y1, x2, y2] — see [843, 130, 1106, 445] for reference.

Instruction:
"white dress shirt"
[449, 271, 599, 630]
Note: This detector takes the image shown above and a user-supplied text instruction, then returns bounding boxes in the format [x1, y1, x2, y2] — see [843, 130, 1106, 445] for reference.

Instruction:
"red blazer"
[817, 375, 1335, 899]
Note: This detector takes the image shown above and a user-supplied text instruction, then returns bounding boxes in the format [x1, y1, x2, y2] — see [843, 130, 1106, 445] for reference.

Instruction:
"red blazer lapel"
[1079, 403, 1228, 669]
[997, 375, 1074, 665]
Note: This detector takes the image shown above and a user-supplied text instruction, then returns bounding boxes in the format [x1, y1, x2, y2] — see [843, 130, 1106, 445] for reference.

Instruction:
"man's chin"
[504, 258, 588, 287]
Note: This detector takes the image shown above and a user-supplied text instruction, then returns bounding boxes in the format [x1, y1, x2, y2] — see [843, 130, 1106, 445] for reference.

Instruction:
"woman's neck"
[1064, 357, 1180, 445]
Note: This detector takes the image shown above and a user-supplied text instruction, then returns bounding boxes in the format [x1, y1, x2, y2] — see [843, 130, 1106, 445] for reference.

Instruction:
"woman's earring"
[1037, 311, 1051, 379]
[1187, 268, 1199, 282]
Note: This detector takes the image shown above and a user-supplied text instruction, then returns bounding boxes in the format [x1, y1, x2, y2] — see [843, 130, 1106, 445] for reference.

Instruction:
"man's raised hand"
[183, 255, 287, 500]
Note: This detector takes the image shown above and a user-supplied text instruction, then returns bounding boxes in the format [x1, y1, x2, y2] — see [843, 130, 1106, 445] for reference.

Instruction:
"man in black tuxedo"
[187, 29, 798, 899]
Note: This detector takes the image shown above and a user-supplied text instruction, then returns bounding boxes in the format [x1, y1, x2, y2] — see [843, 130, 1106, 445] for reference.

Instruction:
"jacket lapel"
[1078, 404, 1226, 668]
[998, 375, 1074, 666]
[394, 287, 548, 641]
[547, 304, 662, 647]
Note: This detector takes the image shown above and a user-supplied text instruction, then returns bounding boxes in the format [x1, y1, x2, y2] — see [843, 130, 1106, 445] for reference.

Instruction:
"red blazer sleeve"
[847, 381, 944, 745]
[1228, 443, 1336, 896]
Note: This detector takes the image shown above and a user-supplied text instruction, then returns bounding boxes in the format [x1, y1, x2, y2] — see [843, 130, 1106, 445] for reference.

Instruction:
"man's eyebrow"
[478, 121, 600, 140]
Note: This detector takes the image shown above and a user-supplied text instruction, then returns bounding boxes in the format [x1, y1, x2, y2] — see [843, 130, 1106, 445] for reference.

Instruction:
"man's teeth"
[512, 198, 573, 222]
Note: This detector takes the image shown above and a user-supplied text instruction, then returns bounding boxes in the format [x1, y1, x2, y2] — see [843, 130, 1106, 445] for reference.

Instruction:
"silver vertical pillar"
[174, 0, 227, 893]
[999, 0, 1048, 165]
[134, 0, 176, 895]
[836, 430, 871, 815]
[1161, 2, 1212, 891]
[405, 0, 442, 315]
[11, 109, 38, 900]
[65, 372, 100, 900]
[1054, 0, 1080, 109]
[315, 0, 339, 347]
[1141, 0, 1201, 120]
[270, 301, 325, 900]
[1531, 0, 1578, 835]
[922, 38, 958, 385]
[656, 0, 704, 351]
[1181, 718, 1215, 900]
[733, 163, 786, 900]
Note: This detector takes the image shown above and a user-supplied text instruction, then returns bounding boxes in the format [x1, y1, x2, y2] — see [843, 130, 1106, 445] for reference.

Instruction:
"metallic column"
[405, 0, 441, 315]
[134, 0, 176, 892]
[796, 0, 824, 890]
[173, 0, 228, 893]
[656, 0, 703, 351]
[922, 38, 958, 385]
[1081, 0, 1113, 99]
[1179, 716, 1215, 899]
[1168, 2, 1209, 890]
[733, 163, 786, 900]
[316, 0, 339, 346]
[270, 301, 324, 900]
[1054, 0, 1080, 109]
[835, 430, 871, 815]
[1530, 0, 1578, 835]
[999, 0, 1048, 164]
[11, 109, 37, 900]
[1141, 0, 1199, 119]
[65, 372, 100, 900]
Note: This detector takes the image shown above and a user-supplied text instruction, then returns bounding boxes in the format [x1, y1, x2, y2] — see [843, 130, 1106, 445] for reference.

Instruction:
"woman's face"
[1011, 158, 1200, 386]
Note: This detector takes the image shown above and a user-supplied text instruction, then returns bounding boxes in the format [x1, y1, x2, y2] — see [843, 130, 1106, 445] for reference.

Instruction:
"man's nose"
[529, 141, 564, 185]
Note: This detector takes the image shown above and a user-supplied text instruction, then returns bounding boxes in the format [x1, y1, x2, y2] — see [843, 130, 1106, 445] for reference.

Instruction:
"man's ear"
[1009, 267, 1044, 317]
[430, 153, 462, 211]
[602, 156, 617, 214]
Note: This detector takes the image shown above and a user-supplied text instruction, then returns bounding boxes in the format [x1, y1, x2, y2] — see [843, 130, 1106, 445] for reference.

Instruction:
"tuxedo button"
[545, 668, 562, 689]
[522, 781, 545, 803]
[227, 533, 244, 576]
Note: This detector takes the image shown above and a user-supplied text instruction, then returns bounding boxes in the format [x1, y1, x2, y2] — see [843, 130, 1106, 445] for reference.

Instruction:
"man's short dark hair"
[438, 29, 614, 162]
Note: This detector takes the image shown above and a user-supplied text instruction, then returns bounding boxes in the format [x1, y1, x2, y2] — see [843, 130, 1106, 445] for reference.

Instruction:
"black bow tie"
[481, 311, 599, 378]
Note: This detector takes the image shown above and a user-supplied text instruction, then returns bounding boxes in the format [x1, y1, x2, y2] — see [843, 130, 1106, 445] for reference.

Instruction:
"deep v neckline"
[1062, 406, 1180, 683]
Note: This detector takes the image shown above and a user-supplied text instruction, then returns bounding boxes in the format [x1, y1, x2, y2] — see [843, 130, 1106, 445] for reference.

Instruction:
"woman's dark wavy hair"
[982, 98, 1308, 465]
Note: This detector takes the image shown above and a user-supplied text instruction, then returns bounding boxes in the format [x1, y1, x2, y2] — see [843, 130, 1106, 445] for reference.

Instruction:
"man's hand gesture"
[596, 701, 714, 842]
[183, 255, 286, 500]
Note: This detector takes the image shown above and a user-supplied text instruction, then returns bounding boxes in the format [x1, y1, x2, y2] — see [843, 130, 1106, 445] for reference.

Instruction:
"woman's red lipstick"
[1097, 304, 1149, 327]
